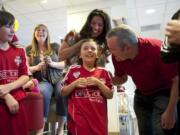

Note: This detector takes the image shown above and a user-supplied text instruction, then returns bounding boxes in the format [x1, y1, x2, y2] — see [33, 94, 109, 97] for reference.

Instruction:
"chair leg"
[42, 122, 57, 135]
[50, 122, 56, 135]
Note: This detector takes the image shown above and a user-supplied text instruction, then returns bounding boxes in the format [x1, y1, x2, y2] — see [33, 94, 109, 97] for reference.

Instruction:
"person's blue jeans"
[39, 81, 54, 119]
[55, 81, 67, 118]
[39, 80, 67, 120]
[134, 90, 176, 135]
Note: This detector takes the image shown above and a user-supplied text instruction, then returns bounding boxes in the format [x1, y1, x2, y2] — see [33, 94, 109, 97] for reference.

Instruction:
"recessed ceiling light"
[41, 0, 47, 4]
[146, 9, 155, 14]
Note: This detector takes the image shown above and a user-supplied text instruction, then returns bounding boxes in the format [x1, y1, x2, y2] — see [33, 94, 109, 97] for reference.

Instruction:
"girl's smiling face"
[80, 41, 98, 65]
[34, 25, 48, 43]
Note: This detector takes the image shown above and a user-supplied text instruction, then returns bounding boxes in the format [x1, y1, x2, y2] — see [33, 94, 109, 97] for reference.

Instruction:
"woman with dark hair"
[58, 9, 111, 135]
[58, 9, 111, 69]
[80, 9, 111, 45]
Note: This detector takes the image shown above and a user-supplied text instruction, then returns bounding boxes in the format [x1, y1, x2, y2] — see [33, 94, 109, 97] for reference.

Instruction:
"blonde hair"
[30, 24, 52, 56]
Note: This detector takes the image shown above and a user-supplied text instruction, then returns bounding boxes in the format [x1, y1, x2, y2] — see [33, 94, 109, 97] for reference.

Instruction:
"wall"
[16, 7, 67, 46]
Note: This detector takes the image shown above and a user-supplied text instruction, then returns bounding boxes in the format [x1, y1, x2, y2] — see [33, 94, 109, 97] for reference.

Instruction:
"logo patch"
[73, 71, 80, 78]
[14, 56, 22, 66]
[99, 78, 106, 84]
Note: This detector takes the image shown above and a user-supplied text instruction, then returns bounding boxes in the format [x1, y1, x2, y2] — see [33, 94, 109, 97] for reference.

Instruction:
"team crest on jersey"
[99, 78, 106, 84]
[14, 56, 22, 66]
[73, 71, 80, 78]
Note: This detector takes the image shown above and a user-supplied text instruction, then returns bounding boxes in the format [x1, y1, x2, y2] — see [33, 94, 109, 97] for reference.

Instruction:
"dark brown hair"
[80, 9, 111, 45]
[0, 10, 14, 27]
[171, 9, 180, 20]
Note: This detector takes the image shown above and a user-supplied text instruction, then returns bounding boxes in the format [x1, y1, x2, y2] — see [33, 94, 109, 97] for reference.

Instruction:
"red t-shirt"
[112, 37, 178, 95]
[0, 45, 28, 101]
[61, 65, 113, 135]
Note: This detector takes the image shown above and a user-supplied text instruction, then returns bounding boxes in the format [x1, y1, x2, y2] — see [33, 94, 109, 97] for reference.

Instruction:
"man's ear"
[126, 44, 132, 52]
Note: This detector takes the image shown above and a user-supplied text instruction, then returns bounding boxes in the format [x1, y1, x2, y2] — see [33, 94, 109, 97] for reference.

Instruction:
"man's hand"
[161, 109, 176, 129]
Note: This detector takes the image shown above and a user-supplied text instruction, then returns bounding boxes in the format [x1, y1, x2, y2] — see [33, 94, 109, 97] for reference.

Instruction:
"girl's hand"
[86, 77, 99, 86]
[74, 78, 87, 88]
[23, 80, 34, 90]
[4, 94, 19, 114]
[44, 56, 59, 68]
[36, 61, 46, 71]
[44, 56, 53, 65]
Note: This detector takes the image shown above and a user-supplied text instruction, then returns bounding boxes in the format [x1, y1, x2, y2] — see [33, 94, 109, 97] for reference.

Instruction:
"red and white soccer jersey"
[0, 45, 28, 101]
[61, 65, 113, 135]
[0, 45, 28, 135]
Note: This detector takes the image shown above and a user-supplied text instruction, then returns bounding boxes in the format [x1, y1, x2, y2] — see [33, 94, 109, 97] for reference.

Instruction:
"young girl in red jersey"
[0, 11, 29, 135]
[60, 39, 113, 135]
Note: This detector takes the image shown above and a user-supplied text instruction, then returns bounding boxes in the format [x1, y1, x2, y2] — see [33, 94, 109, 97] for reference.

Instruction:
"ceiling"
[0, 0, 180, 45]
[126, 0, 180, 39]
